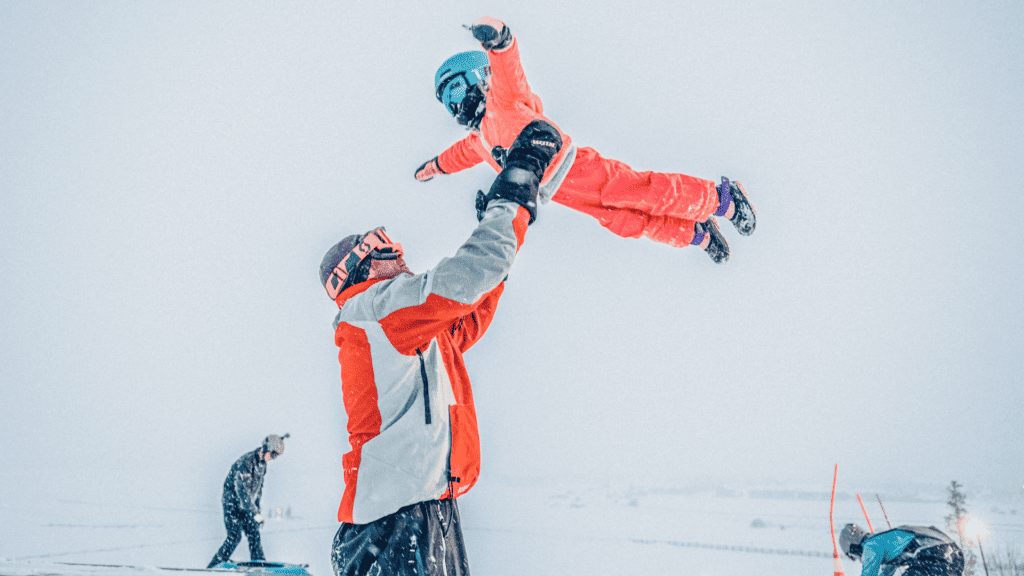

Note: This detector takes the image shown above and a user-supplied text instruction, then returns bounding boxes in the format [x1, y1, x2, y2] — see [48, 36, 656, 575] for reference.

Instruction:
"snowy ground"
[3, 477, 1023, 576]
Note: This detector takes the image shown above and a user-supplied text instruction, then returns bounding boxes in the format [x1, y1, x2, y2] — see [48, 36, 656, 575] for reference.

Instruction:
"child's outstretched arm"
[414, 132, 489, 182]
[468, 17, 537, 111]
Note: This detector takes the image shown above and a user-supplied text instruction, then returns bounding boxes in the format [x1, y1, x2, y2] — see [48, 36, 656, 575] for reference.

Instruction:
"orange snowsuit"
[435, 36, 722, 247]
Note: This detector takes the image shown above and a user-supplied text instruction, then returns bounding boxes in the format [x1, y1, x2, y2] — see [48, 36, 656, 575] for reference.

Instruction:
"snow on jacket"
[436, 35, 575, 201]
[221, 449, 266, 518]
[331, 200, 531, 524]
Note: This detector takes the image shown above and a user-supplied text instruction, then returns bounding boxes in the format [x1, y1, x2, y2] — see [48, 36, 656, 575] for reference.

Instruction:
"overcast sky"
[2, 0, 1023, 517]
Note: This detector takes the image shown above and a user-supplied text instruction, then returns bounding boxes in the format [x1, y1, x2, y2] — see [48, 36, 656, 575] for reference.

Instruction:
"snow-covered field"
[3, 3, 1022, 576]
[4, 476, 1022, 576]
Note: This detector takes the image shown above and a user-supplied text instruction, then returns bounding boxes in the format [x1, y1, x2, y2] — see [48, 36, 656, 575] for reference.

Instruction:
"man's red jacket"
[331, 201, 530, 524]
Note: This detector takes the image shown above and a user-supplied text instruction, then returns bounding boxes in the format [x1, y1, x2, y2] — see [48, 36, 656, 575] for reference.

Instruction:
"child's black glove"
[469, 16, 512, 52]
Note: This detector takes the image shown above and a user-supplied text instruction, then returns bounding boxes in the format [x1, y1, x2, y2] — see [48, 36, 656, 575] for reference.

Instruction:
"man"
[840, 523, 965, 576]
[207, 433, 288, 568]
[321, 121, 561, 576]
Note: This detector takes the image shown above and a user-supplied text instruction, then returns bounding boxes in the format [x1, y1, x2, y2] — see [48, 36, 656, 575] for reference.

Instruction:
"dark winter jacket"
[221, 449, 266, 518]
[859, 525, 961, 576]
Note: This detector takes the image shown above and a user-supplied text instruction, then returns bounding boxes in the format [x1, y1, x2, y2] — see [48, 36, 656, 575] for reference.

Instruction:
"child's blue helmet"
[435, 51, 490, 126]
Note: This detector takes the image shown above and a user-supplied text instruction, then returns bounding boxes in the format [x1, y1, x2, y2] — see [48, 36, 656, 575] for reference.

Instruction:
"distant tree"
[945, 480, 978, 576]
[990, 546, 1024, 576]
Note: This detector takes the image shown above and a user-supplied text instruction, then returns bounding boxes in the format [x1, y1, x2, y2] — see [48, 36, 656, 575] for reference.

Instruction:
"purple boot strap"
[690, 222, 706, 246]
[714, 177, 733, 217]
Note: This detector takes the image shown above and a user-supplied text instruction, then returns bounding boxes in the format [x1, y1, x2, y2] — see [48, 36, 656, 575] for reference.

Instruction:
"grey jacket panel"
[334, 199, 521, 329]
[539, 144, 576, 203]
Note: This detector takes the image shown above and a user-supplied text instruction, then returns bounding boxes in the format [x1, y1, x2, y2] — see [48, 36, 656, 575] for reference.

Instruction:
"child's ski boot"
[692, 217, 730, 264]
[715, 177, 756, 236]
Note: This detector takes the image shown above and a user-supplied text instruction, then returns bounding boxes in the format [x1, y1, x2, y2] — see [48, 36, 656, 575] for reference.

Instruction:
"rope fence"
[631, 538, 833, 558]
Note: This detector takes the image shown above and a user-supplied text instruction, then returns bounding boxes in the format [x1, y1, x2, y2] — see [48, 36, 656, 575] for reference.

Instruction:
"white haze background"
[2, 1, 1023, 575]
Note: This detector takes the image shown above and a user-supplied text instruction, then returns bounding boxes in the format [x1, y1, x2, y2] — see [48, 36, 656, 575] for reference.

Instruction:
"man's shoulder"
[228, 450, 256, 473]
[867, 528, 914, 544]
[334, 274, 432, 331]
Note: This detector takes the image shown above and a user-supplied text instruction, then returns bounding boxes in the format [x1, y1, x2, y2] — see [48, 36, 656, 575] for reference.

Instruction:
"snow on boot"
[715, 177, 756, 236]
[696, 217, 729, 264]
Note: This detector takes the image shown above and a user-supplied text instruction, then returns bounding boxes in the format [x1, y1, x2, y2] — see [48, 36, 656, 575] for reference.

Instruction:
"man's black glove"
[468, 16, 512, 51]
[490, 146, 507, 167]
[475, 120, 562, 224]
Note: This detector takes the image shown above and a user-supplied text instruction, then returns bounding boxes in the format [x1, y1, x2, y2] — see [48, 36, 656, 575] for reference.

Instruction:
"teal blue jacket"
[859, 529, 917, 576]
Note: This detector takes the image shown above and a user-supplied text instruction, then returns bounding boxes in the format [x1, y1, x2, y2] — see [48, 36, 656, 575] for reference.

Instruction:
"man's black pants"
[331, 499, 469, 576]
[208, 503, 265, 568]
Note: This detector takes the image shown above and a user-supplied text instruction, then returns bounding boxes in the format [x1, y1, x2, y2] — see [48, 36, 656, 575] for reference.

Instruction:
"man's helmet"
[839, 523, 870, 560]
[435, 51, 490, 128]
[262, 433, 289, 459]
[319, 227, 404, 299]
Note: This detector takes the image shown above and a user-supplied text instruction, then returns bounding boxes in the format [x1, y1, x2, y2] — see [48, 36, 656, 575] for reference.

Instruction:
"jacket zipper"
[416, 348, 431, 425]
[417, 347, 460, 496]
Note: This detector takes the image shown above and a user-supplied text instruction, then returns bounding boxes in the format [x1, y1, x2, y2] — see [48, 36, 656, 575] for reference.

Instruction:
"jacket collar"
[334, 277, 389, 309]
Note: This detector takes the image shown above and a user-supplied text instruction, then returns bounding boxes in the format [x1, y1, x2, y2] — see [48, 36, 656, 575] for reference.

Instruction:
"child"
[415, 16, 756, 263]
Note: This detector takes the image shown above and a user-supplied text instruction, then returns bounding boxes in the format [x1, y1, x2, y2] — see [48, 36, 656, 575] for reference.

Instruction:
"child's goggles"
[324, 227, 404, 299]
[436, 66, 490, 115]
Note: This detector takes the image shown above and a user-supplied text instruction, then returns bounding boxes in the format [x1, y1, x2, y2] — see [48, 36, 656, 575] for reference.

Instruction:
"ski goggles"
[324, 227, 404, 299]
[436, 67, 489, 115]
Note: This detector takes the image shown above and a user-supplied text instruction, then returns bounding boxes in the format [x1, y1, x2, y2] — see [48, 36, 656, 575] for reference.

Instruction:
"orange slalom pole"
[831, 464, 846, 576]
[857, 494, 875, 533]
